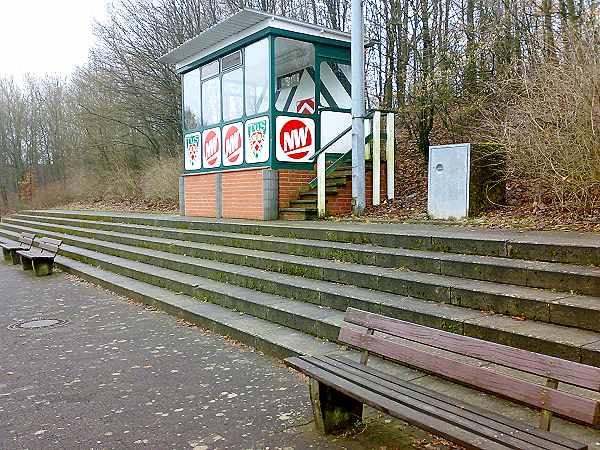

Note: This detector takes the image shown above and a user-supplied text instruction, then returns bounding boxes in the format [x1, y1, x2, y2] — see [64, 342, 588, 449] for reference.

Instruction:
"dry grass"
[141, 155, 181, 204]
[483, 38, 600, 212]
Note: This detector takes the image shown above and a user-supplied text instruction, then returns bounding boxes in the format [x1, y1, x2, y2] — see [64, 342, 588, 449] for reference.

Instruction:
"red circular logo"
[224, 125, 242, 163]
[204, 130, 220, 166]
[280, 119, 312, 160]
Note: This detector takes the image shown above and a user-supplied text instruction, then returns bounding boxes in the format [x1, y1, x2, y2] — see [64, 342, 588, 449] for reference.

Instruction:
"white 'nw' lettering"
[206, 138, 218, 158]
[283, 127, 308, 152]
[225, 131, 241, 155]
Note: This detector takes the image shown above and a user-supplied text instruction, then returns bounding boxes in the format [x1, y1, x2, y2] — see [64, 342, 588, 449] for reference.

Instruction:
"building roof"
[159, 9, 350, 68]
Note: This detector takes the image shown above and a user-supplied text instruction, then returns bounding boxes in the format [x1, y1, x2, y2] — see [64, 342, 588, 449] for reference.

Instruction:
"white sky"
[0, 0, 109, 80]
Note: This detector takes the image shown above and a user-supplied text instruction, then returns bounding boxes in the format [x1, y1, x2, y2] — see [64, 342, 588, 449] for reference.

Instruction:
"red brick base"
[222, 170, 264, 219]
[278, 169, 314, 209]
[184, 173, 217, 217]
[326, 163, 388, 216]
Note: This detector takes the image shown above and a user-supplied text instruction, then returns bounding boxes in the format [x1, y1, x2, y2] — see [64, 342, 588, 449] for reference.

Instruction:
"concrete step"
[2, 224, 600, 367]
[289, 199, 317, 205]
[44, 256, 600, 447]
[54, 255, 340, 360]
[4, 218, 600, 334]
[17, 210, 600, 265]
[9, 215, 600, 296]
[278, 208, 317, 220]
[298, 187, 339, 196]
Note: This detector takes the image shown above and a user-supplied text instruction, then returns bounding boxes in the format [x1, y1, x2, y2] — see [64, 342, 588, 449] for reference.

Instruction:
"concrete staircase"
[278, 165, 352, 220]
[2, 210, 600, 443]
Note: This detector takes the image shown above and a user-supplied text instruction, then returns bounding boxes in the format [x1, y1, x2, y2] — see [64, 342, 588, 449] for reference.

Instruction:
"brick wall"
[222, 169, 264, 219]
[326, 163, 388, 216]
[278, 169, 314, 209]
[184, 173, 217, 217]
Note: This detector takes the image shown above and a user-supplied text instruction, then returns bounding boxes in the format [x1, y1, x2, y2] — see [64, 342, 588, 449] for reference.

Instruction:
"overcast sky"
[0, 0, 109, 80]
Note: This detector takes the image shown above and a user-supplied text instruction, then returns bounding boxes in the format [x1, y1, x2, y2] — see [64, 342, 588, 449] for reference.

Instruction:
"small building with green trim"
[160, 9, 357, 220]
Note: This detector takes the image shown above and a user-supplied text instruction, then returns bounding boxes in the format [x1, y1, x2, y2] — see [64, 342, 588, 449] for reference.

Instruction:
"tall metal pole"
[351, 0, 366, 215]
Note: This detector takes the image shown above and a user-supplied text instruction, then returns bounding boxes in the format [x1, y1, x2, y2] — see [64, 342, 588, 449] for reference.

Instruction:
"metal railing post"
[372, 111, 381, 206]
[386, 112, 395, 200]
[317, 152, 327, 218]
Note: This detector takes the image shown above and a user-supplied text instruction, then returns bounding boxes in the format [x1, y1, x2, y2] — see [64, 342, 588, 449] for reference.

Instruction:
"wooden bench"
[1, 232, 36, 265]
[285, 308, 595, 450]
[17, 237, 63, 276]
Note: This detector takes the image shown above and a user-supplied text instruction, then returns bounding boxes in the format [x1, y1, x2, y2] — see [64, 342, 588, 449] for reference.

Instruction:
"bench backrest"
[339, 307, 600, 427]
[37, 237, 62, 256]
[18, 233, 36, 249]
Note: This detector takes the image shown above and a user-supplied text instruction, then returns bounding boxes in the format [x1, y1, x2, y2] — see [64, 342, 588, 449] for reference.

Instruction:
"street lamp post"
[351, 0, 366, 215]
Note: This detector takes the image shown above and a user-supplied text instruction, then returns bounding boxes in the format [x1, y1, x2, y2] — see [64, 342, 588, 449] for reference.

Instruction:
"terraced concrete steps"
[3, 218, 600, 335]
[8, 214, 600, 296]
[21, 209, 600, 265]
[54, 255, 340, 360]
[2, 224, 600, 366]
[41, 254, 600, 447]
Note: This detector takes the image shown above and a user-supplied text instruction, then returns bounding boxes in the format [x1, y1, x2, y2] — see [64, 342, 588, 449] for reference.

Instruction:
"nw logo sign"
[203, 128, 221, 168]
[277, 117, 315, 162]
[223, 123, 243, 166]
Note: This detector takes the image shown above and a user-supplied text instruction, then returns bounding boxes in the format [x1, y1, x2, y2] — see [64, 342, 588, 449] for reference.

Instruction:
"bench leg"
[3, 248, 13, 264]
[10, 251, 20, 265]
[309, 378, 363, 434]
[21, 257, 33, 271]
[33, 260, 53, 277]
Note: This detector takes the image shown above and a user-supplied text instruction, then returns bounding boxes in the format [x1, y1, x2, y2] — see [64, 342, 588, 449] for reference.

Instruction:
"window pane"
[201, 60, 219, 79]
[202, 77, 221, 125]
[319, 61, 351, 110]
[245, 39, 269, 115]
[222, 68, 243, 121]
[182, 69, 201, 130]
[275, 38, 315, 114]
[222, 50, 242, 71]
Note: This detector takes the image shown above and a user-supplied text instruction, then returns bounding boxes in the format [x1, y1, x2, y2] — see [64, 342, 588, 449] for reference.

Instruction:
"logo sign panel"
[276, 116, 315, 162]
[222, 123, 243, 166]
[296, 97, 315, 114]
[245, 116, 269, 164]
[184, 132, 202, 170]
[202, 127, 221, 169]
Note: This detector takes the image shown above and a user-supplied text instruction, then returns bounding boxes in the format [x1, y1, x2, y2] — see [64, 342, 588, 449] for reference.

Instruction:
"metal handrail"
[309, 125, 352, 162]
[310, 108, 392, 163]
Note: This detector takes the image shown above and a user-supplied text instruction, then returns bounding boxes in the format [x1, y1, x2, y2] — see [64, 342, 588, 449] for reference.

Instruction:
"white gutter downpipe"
[351, 0, 366, 215]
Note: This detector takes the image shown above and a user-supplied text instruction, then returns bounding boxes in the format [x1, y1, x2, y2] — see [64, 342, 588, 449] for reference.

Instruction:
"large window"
[275, 38, 315, 114]
[185, 40, 272, 137]
[222, 67, 243, 121]
[319, 61, 351, 110]
[245, 39, 269, 115]
[183, 68, 201, 130]
[202, 76, 221, 126]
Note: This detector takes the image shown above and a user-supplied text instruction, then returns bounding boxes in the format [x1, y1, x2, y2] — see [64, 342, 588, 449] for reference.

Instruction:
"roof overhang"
[159, 9, 351, 71]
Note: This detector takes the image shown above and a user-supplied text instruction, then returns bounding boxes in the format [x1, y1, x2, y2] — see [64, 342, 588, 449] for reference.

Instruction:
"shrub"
[141, 155, 181, 205]
[483, 39, 600, 211]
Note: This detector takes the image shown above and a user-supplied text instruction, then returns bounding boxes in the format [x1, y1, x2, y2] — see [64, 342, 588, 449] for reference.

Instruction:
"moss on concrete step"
[19, 210, 600, 265]
[3, 219, 600, 334]
[2, 224, 600, 367]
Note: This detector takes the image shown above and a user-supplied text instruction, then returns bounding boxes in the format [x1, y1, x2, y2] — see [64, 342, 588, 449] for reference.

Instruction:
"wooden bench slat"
[339, 326, 600, 426]
[306, 355, 580, 450]
[38, 241, 60, 253]
[323, 354, 586, 450]
[286, 356, 518, 450]
[345, 307, 600, 391]
[17, 250, 53, 259]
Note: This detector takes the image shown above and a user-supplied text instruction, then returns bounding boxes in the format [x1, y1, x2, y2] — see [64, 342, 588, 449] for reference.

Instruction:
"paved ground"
[0, 264, 438, 450]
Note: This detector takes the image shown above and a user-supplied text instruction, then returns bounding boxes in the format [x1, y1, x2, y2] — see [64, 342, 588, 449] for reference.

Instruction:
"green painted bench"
[17, 237, 63, 276]
[1, 232, 36, 265]
[285, 308, 594, 450]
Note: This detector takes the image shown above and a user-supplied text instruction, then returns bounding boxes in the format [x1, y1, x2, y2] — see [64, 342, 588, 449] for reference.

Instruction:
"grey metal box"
[428, 144, 471, 220]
